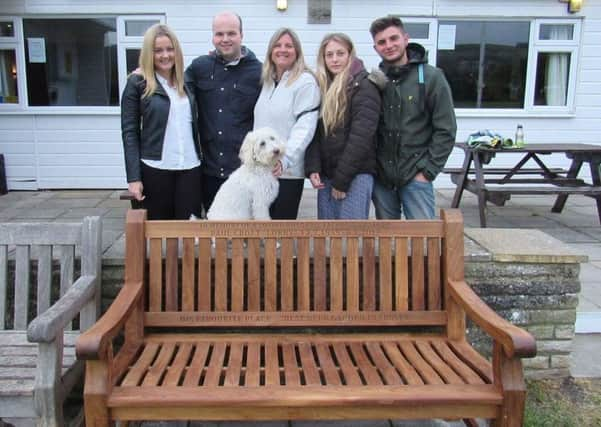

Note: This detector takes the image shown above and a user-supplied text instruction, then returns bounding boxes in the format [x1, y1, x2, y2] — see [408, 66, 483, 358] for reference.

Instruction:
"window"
[0, 50, 18, 104]
[437, 21, 530, 109]
[117, 16, 163, 92]
[530, 21, 579, 108]
[23, 18, 119, 106]
[399, 17, 580, 113]
[0, 19, 20, 106]
[0, 15, 162, 109]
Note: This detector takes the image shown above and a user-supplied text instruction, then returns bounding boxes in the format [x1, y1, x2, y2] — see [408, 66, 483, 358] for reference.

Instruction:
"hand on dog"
[331, 188, 346, 200]
[128, 181, 145, 201]
[272, 160, 283, 177]
[309, 173, 325, 189]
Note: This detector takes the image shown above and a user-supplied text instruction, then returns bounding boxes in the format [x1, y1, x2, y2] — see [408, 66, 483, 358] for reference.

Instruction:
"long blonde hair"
[139, 24, 185, 98]
[316, 33, 356, 136]
[261, 28, 312, 87]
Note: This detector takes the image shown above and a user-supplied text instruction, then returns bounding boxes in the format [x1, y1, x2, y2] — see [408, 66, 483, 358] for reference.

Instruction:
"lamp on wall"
[277, 0, 288, 11]
[568, 0, 582, 12]
[559, 0, 583, 13]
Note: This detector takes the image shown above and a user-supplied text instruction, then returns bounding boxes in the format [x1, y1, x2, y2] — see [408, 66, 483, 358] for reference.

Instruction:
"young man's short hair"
[369, 16, 405, 38]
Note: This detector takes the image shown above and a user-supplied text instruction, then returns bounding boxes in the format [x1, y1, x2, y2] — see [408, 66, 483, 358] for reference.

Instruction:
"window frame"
[525, 19, 581, 113]
[1, 14, 163, 113]
[116, 15, 165, 99]
[399, 16, 581, 117]
[0, 17, 25, 110]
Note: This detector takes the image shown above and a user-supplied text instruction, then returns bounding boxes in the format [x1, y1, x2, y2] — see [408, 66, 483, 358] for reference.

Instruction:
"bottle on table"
[515, 124, 525, 148]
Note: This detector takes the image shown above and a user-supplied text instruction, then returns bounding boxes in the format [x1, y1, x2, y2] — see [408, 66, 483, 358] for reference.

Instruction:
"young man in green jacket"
[369, 16, 457, 219]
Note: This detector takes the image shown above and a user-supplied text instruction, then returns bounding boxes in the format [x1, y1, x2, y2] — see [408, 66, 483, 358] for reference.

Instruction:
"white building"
[0, 0, 597, 190]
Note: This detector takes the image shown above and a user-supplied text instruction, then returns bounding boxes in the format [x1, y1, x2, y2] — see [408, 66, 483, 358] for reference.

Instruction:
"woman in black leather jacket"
[121, 24, 202, 219]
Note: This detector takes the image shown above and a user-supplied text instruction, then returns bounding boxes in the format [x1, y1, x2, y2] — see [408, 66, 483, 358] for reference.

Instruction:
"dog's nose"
[273, 149, 280, 155]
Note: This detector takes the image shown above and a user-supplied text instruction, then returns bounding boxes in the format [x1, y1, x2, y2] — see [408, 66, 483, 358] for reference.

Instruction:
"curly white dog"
[206, 127, 285, 220]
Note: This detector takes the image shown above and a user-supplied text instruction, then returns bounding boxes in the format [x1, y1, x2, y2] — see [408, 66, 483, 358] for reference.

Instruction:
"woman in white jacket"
[253, 28, 320, 219]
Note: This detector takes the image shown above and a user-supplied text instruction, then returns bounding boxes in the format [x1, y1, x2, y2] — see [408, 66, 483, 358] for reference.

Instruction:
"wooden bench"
[0, 217, 102, 427]
[77, 209, 536, 426]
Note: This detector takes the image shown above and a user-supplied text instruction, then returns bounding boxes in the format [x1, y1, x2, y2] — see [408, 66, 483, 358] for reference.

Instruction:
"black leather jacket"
[121, 73, 201, 183]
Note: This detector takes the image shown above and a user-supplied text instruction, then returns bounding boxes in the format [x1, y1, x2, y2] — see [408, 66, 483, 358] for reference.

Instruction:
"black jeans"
[270, 178, 305, 220]
[201, 173, 228, 216]
[140, 163, 202, 220]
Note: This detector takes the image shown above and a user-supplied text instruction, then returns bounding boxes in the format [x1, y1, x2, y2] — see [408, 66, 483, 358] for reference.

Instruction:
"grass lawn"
[525, 378, 601, 426]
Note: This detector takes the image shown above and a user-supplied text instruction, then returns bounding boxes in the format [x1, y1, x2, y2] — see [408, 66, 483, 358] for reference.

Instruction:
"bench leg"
[34, 340, 65, 427]
[491, 343, 526, 427]
[84, 361, 113, 427]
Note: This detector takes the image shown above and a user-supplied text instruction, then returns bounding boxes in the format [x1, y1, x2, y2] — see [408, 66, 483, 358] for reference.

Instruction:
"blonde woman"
[253, 28, 320, 219]
[305, 33, 381, 219]
[121, 24, 202, 219]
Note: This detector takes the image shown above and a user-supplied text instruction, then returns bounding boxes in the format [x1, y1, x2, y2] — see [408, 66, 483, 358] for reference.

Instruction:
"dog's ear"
[239, 131, 255, 164]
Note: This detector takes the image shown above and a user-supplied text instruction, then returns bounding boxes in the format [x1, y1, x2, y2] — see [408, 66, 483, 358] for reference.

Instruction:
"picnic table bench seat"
[77, 209, 536, 426]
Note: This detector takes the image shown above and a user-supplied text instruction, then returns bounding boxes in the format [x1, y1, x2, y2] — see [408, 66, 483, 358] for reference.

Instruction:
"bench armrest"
[448, 279, 536, 358]
[76, 281, 144, 360]
[27, 275, 97, 343]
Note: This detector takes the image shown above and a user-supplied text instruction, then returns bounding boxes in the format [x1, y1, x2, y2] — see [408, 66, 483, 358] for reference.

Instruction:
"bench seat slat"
[182, 342, 210, 387]
[431, 341, 486, 385]
[121, 343, 160, 387]
[297, 342, 321, 386]
[282, 343, 300, 386]
[162, 343, 193, 386]
[245, 342, 261, 387]
[380, 342, 423, 385]
[364, 342, 403, 385]
[224, 342, 244, 387]
[204, 342, 226, 386]
[143, 342, 176, 386]
[331, 343, 362, 386]
[414, 342, 464, 384]
[348, 342, 382, 385]
[398, 342, 444, 385]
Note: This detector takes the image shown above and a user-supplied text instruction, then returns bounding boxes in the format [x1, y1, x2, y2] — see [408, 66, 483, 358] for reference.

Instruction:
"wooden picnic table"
[447, 142, 601, 227]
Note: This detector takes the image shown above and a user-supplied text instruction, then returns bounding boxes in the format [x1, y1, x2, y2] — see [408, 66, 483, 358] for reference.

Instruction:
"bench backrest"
[0, 217, 102, 331]
[124, 209, 465, 329]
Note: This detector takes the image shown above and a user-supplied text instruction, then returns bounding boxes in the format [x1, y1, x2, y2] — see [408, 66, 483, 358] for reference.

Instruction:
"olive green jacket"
[371, 43, 457, 189]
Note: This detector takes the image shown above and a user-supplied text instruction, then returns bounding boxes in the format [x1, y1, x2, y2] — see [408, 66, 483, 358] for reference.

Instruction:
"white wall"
[0, 0, 599, 189]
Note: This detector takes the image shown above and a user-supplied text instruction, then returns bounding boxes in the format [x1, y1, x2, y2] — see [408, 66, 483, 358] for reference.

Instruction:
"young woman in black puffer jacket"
[305, 33, 381, 219]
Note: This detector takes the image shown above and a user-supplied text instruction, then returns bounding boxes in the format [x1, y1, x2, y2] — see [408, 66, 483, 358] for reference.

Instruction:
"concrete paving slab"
[567, 243, 601, 262]
[41, 198, 104, 209]
[13, 208, 65, 219]
[60, 207, 110, 218]
[54, 190, 115, 198]
[104, 206, 129, 218]
[578, 296, 601, 311]
[97, 198, 131, 208]
[570, 333, 601, 377]
[541, 211, 601, 228]
[0, 207, 19, 220]
[576, 227, 601, 241]
[538, 227, 599, 243]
